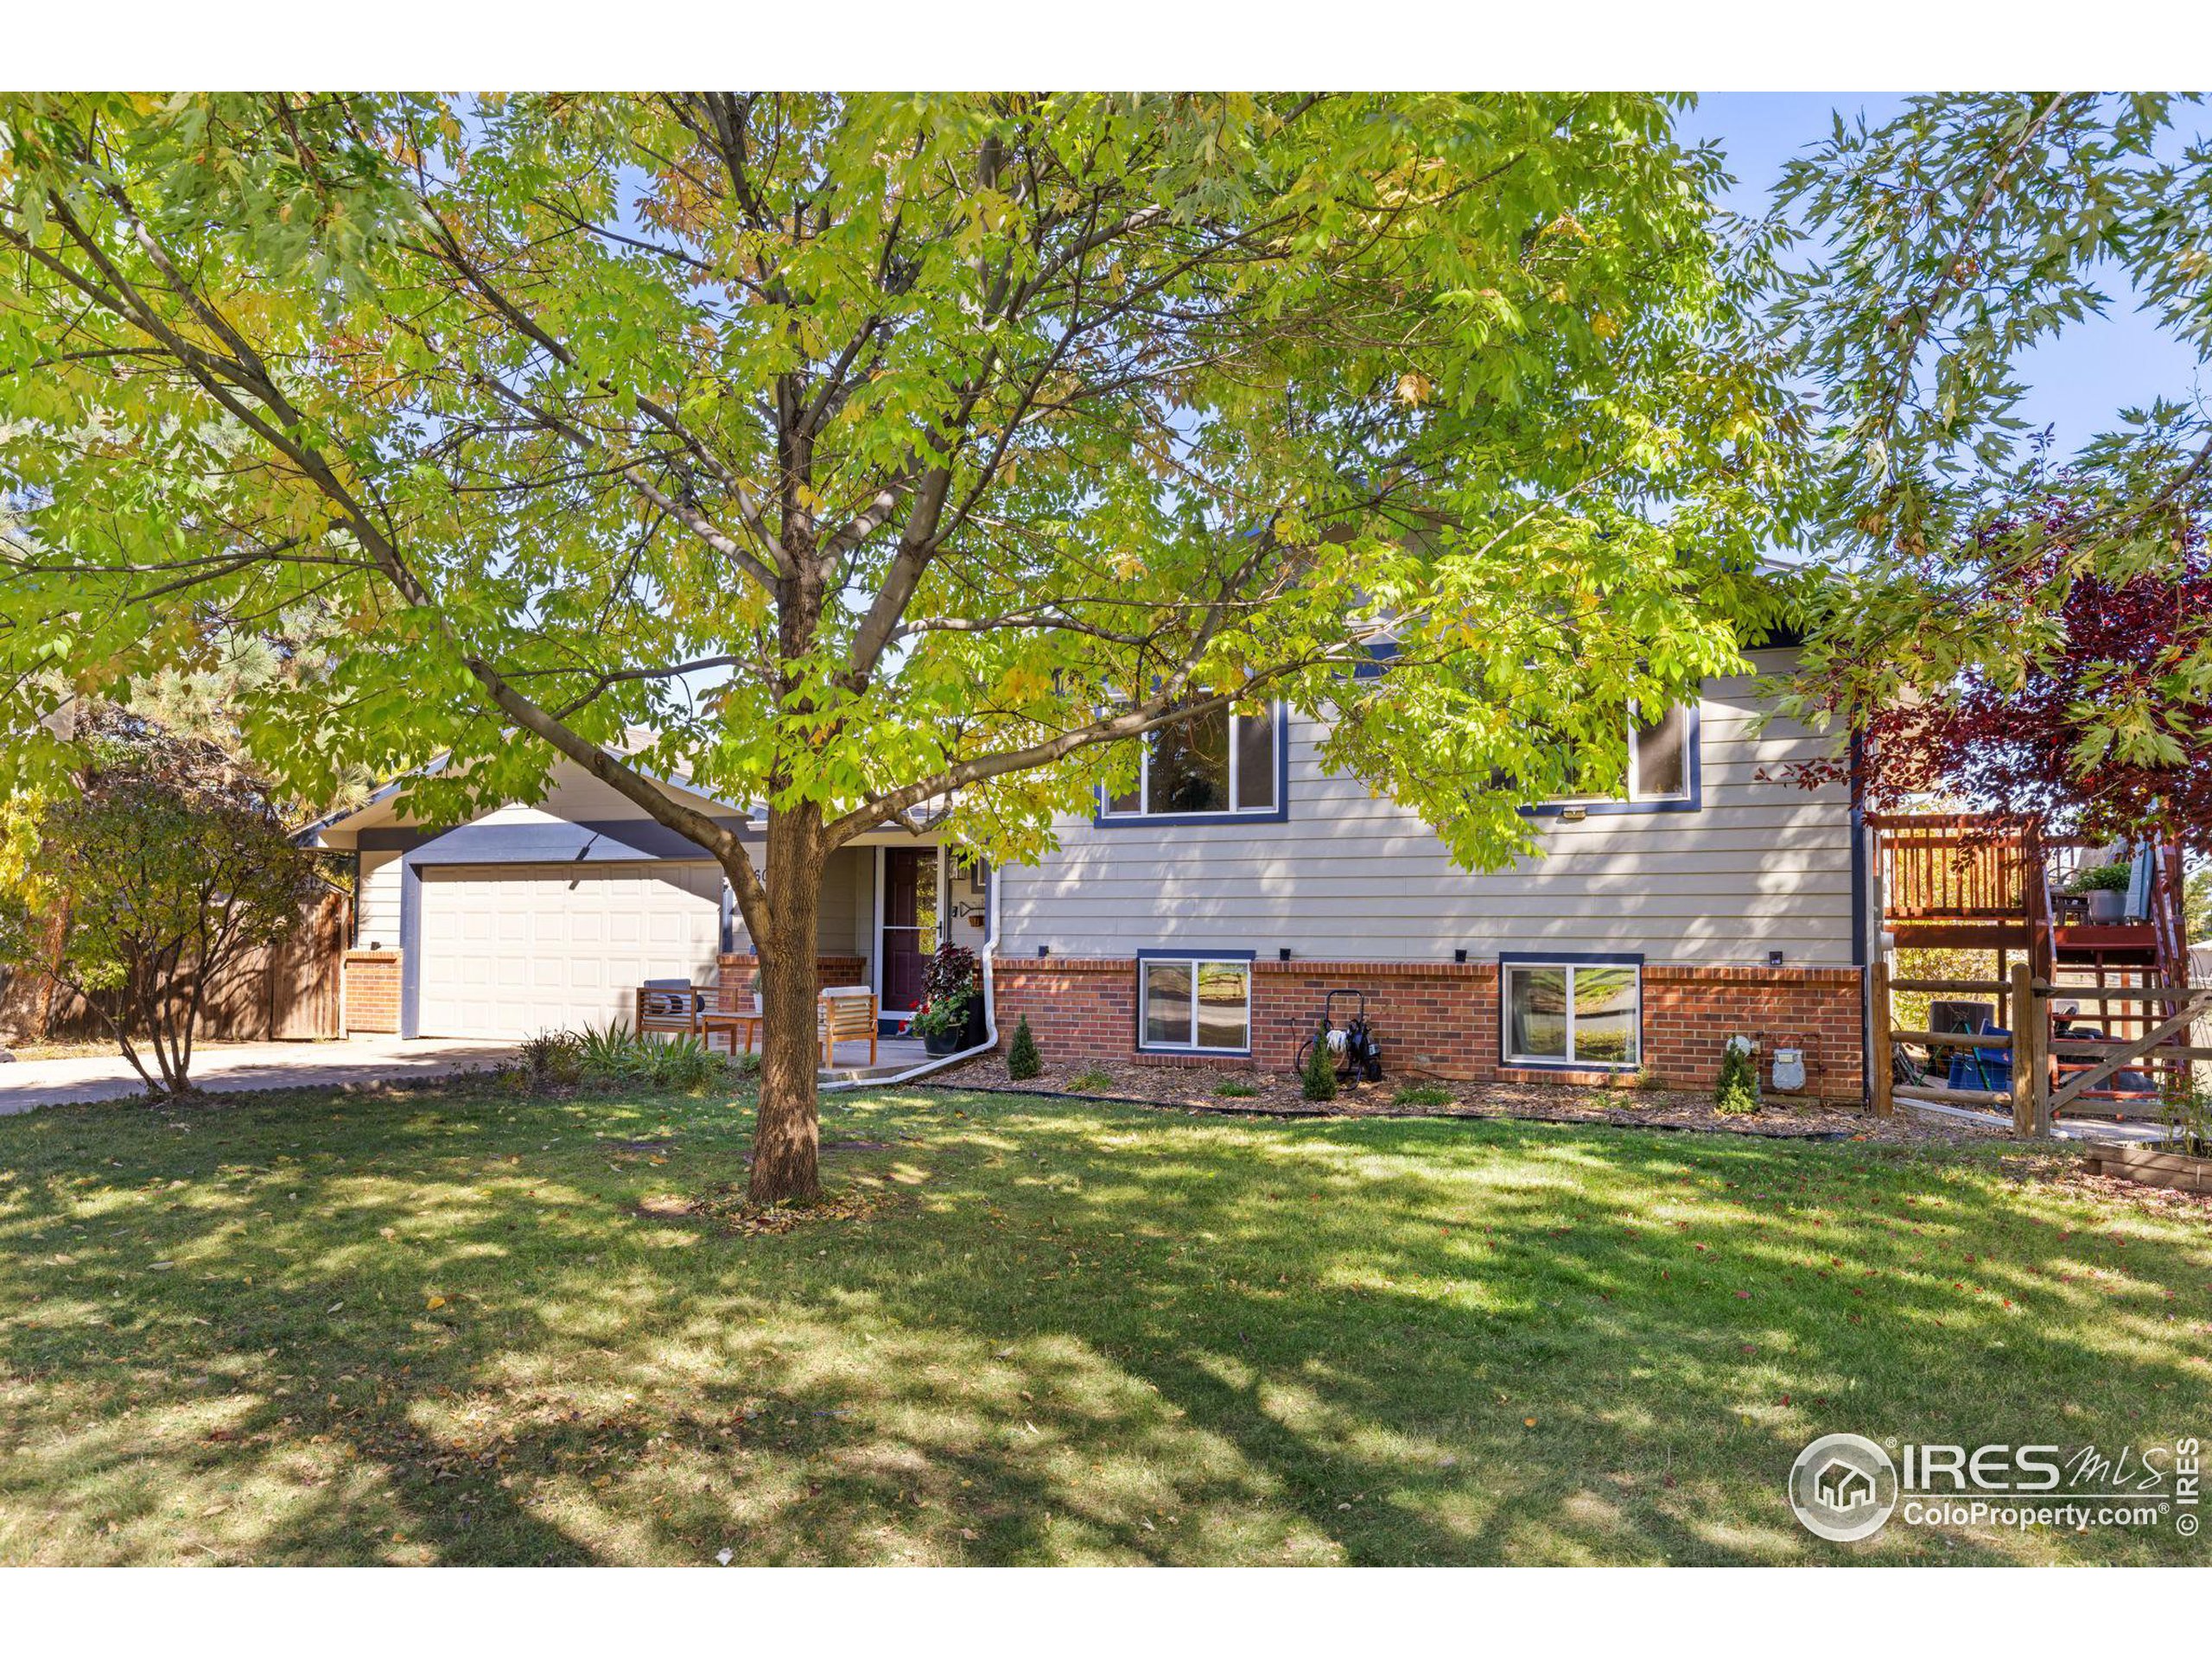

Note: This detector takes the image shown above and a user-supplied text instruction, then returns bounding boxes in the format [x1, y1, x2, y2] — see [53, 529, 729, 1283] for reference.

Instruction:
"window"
[1629, 703, 1690, 801]
[1535, 702, 1697, 810]
[1138, 954, 1252, 1052]
[1103, 703, 1278, 819]
[1503, 959, 1641, 1068]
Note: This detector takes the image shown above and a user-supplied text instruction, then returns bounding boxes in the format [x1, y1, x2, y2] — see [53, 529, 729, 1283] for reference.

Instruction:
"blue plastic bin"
[1947, 1028, 2012, 1092]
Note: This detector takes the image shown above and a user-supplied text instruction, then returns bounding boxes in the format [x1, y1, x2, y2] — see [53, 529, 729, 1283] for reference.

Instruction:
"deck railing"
[1870, 812, 2039, 922]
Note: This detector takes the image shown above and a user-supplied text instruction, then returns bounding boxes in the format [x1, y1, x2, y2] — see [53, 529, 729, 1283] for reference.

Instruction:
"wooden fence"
[1872, 960, 2212, 1135]
[2, 888, 347, 1045]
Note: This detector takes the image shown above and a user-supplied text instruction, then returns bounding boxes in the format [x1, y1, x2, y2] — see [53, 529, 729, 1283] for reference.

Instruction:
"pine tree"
[1302, 1031, 1339, 1103]
[1006, 1014, 1041, 1082]
[1715, 1039, 1761, 1116]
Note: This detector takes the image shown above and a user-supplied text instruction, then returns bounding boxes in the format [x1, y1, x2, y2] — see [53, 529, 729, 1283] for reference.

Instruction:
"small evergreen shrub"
[1301, 1034, 1338, 1103]
[1006, 1015, 1042, 1081]
[1714, 1039, 1761, 1116]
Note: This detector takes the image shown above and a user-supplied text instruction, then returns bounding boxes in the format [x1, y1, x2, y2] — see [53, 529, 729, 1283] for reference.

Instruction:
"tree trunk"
[745, 804, 824, 1205]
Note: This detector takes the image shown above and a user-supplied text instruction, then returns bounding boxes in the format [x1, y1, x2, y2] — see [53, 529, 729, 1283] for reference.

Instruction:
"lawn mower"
[1293, 989, 1384, 1084]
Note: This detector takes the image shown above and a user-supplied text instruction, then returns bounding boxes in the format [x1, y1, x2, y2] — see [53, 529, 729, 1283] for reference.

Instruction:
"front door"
[880, 849, 939, 1014]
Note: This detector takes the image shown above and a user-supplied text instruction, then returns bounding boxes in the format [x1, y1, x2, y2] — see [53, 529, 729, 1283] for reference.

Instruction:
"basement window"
[1137, 953, 1253, 1054]
[1502, 958, 1642, 1068]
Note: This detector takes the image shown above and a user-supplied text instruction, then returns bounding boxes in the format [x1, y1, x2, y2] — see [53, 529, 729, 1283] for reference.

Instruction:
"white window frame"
[1502, 960, 1643, 1070]
[1136, 954, 1254, 1054]
[1102, 704, 1277, 819]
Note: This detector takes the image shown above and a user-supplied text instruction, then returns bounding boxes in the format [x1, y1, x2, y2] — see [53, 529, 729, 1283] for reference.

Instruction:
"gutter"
[820, 859, 1001, 1091]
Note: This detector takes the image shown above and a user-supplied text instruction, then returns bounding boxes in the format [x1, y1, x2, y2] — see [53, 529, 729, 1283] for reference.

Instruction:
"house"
[991, 642, 1870, 1100]
[308, 763, 960, 1043]
[306, 642, 1874, 1102]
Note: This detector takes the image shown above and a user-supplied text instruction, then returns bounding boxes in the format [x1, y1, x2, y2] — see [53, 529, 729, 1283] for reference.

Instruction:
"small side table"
[697, 1008, 766, 1056]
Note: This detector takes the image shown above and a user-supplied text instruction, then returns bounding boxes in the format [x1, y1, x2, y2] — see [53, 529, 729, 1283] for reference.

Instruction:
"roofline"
[295, 747, 758, 847]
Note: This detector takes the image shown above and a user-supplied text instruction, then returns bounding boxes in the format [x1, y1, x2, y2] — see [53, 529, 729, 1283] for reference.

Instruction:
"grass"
[1392, 1084, 1457, 1108]
[0, 1078, 2208, 1565]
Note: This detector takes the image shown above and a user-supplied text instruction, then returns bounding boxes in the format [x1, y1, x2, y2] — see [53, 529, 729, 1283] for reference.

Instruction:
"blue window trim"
[1134, 948, 1256, 1057]
[1497, 952, 1645, 1071]
[1498, 950, 1646, 966]
[1094, 702, 1290, 828]
[1520, 703, 1702, 818]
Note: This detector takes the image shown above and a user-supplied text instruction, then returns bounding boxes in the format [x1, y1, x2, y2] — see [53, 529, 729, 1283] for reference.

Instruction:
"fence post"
[2009, 960, 2041, 1136]
[1870, 958, 1893, 1116]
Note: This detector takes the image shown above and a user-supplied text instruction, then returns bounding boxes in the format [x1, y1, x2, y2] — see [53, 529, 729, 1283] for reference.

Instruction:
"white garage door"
[417, 861, 725, 1039]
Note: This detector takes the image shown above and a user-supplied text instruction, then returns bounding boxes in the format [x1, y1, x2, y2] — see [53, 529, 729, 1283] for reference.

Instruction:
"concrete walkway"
[0, 1036, 516, 1116]
[1897, 1092, 2172, 1144]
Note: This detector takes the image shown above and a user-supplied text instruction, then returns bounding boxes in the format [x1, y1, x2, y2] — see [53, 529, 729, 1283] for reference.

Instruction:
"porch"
[1870, 813, 2186, 1120]
[734, 836, 988, 1033]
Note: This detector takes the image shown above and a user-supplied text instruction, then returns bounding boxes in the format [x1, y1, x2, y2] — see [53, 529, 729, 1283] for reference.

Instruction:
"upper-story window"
[1536, 702, 1697, 811]
[1102, 702, 1280, 821]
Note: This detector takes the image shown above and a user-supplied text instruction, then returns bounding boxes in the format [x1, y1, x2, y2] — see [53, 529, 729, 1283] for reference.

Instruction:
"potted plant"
[919, 942, 985, 1049]
[912, 989, 974, 1056]
[2069, 861, 2133, 925]
[747, 969, 763, 1014]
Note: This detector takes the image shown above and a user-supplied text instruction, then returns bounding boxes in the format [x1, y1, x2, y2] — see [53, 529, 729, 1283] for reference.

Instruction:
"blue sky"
[1681, 92, 2209, 455]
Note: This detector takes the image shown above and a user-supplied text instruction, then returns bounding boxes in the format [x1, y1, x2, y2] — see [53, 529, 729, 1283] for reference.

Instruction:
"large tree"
[0, 93, 1794, 1200]
[1774, 92, 2212, 775]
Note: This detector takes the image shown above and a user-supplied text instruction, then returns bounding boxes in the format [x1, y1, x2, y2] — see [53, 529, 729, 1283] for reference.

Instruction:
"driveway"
[0, 1036, 516, 1116]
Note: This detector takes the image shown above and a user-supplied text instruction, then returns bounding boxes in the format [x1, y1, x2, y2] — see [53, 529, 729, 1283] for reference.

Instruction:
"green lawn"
[1, 1077, 2206, 1565]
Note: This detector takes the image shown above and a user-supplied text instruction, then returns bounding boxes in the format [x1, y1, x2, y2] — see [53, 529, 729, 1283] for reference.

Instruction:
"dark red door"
[880, 849, 938, 1013]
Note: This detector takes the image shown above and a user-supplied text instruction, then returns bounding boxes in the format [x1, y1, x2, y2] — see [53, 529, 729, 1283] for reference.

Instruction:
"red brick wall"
[715, 952, 869, 1010]
[992, 955, 1866, 1102]
[343, 950, 400, 1034]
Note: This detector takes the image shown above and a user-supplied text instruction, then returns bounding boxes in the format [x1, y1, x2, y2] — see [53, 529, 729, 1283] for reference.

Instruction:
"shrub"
[649, 1033, 723, 1090]
[567, 1022, 732, 1091]
[576, 1020, 653, 1084]
[1006, 1015, 1042, 1080]
[1301, 1033, 1338, 1103]
[1392, 1083, 1454, 1107]
[0, 710, 324, 1095]
[1714, 1039, 1760, 1116]
[1214, 1078, 1258, 1097]
[1070, 1067, 1114, 1092]
[518, 1030, 583, 1089]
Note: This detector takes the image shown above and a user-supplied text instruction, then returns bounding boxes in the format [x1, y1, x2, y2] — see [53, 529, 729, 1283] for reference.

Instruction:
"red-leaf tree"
[1788, 497, 2211, 976]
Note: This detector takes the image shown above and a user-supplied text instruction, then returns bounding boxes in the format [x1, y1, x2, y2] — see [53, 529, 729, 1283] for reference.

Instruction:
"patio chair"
[818, 986, 879, 1069]
[636, 978, 709, 1040]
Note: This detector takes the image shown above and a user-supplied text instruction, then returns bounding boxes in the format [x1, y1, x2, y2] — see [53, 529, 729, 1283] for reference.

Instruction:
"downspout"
[821, 856, 1000, 1091]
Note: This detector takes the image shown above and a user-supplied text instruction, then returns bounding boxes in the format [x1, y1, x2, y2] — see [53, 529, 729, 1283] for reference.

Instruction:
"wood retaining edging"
[2083, 1143, 2212, 1193]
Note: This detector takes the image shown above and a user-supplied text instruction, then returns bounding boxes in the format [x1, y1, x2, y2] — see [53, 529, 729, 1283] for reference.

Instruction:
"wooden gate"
[1873, 962, 2211, 1135]
[199, 888, 348, 1040]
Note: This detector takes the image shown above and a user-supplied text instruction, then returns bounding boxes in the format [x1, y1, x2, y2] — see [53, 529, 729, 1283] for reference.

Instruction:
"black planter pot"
[922, 1027, 966, 1058]
[963, 993, 988, 1049]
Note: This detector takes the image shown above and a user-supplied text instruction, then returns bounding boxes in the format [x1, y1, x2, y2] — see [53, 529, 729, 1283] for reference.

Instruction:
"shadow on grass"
[0, 1082, 2206, 1564]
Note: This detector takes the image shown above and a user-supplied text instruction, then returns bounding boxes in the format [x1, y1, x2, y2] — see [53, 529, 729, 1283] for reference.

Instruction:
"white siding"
[995, 652, 1856, 968]
[357, 849, 403, 950]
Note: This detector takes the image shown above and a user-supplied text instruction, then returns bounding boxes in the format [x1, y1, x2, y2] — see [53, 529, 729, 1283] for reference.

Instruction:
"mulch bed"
[924, 1057, 2010, 1145]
